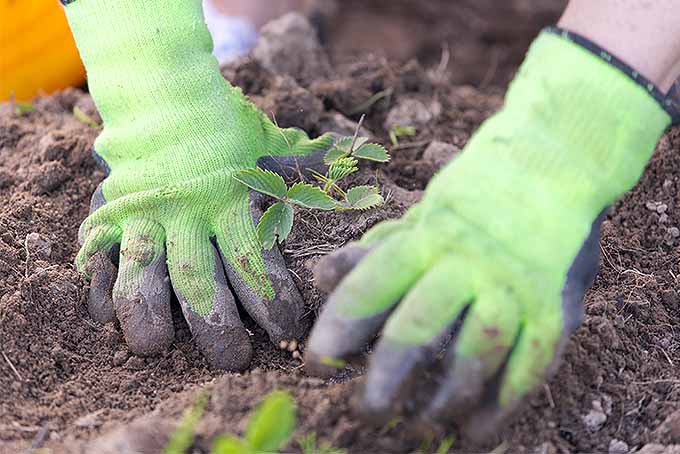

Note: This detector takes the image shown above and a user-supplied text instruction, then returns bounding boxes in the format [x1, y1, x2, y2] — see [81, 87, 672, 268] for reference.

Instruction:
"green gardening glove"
[65, 0, 333, 370]
[306, 30, 673, 438]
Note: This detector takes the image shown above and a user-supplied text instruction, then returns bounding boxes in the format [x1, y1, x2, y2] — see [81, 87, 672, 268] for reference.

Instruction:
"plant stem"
[349, 114, 366, 153]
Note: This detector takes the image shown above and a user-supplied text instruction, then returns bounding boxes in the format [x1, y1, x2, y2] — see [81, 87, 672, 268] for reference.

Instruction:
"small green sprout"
[164, 391, 209, 454]
[318, 356, 347, 369]
[417, 434, 456, 454]
[389, 125, 417, 147]
[163, 390, 346, 454]
[73, 106, 100, 128]
[234, 116, 389, 249]
[298, 432, 346, 454]
[212, 390, 296, 454]
[436, 437, 456, 454]
[15, 101, 36, 116]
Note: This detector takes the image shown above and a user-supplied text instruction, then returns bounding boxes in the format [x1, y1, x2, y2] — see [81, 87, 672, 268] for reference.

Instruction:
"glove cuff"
[62, 0, 255, 169]
[544, 26, 680, 124]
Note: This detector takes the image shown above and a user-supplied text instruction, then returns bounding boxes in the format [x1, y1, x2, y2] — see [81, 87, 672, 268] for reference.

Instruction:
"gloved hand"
[65, 0, 333, 370]
[306, 31, 671, 438]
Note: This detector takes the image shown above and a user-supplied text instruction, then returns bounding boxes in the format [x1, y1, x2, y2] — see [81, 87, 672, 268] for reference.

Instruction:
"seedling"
[14, 102, 36, 116]
[164, 390, 345, 454]
[212, 390, 296, 454]
[164, 391, 209, 454]
[389, 125, 417, 147]
[73, 106, 100, 128]
[417, 435, 456, 454]
[298, 432, 347, 454]
[234, 116, 390, 249]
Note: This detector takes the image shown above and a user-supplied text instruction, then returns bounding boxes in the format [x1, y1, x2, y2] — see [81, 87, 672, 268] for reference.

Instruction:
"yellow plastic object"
[1, 0, 85, 101]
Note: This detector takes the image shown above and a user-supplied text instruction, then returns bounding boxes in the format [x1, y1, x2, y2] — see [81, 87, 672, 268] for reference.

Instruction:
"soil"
[323, 0, 566, 86]
[4, 5, 680, 454]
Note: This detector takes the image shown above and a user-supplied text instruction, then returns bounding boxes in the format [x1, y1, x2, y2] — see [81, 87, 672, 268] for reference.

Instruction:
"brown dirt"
[4, 8, 680, 454]
[323, 0, 566, 86]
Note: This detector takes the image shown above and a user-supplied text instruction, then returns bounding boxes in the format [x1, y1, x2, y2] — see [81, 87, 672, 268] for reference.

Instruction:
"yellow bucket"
[0, 0, 85, 101]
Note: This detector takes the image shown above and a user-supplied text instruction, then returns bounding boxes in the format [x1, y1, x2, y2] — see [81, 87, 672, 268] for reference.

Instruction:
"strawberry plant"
[234, 118, 390, 249]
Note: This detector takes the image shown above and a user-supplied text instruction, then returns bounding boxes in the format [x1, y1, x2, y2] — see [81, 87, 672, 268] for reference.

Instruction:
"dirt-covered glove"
[306, 29, 674, 438]
[65, 0, 333, 370]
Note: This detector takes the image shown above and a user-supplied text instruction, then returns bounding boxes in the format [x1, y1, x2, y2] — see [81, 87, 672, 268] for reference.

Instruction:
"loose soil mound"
[3, 12, 680, 454]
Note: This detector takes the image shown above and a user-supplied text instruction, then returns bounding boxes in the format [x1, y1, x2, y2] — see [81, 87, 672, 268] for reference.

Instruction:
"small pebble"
[292, 351, 302, 360]
[660, 214, 669, 224]
[583, 400, 607, 431]
[664, 179, 674, 192]
[646, 201, 658, 211]
[657, 203, 668, 214]
[287, 339, 298, 352]
[25, 232, 52, 260]
[669, 227, 680, 238]
[608, 439, 629, 454]
[113, 350, 129, 367]
[279, 340, 289, 350]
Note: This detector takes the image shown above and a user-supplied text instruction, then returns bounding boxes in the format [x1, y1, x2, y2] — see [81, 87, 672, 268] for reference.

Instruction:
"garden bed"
[3, 7, 680, 454]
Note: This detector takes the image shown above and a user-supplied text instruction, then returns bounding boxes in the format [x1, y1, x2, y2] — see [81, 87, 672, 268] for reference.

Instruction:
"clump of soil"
[3, 10, 680, 454]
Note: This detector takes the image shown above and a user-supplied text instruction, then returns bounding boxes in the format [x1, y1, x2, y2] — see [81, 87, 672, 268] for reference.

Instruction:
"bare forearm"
[559, 0, 680, 92]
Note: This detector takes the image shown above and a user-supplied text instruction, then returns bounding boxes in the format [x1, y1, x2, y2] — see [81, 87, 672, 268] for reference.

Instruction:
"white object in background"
[203, 0, 258, 64]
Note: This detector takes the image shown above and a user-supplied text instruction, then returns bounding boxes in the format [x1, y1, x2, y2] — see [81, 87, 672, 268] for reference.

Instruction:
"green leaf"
[212, 435, 253, 454]
[73, 106, 100, 128]
[287, 183, 336, 210]
[436, 437, 456, 454]
[353, 143, 390, 162]
[318, 356, 346, 368]
[328, 157, 358, 182]
[323, 148, 347, 165]
[352, 137, 369, 150]
[332, 137, 353, 152]
[164, 391, 209, 454]
[257, 202, 294, 250]
[245, 390, 296, 452]
[233, 168, 287, 200]
[345, 186, 384, 210]
[389, 125, 416, 146]
[15, 102, 35, 115]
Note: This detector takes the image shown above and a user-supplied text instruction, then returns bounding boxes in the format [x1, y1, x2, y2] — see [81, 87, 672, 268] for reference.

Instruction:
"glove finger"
[89, 181, 107, 212]
[305, 230, 432, 377]
[77, 183, 121, 323]
[92, 146, 111, 175]
[560, 210, 604, 333]
[86, 250, 117, 324]
[215, 196, 307, 345]
[460, 316, 562, 442]
[112, 219, 174, 355]
[314, 218, 410, 294]
[313, 244, 374, 294]
[424, 287, 521, 424]
[79, 182, 107, 245]
[359, 256, 474, 422]
[166, 223, 252, 371]
[76, 224, 122, 275]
